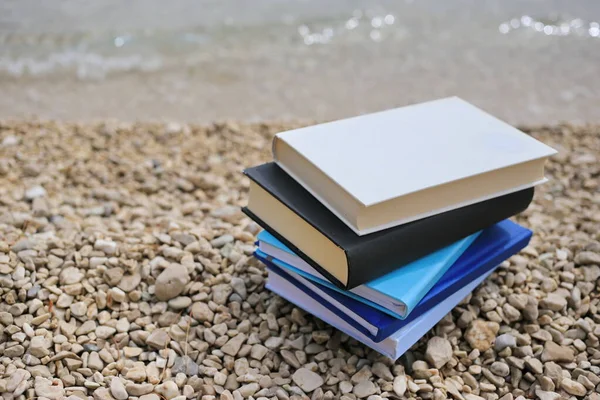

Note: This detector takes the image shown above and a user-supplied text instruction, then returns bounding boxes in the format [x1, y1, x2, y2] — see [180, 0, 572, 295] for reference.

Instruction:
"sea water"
[1, 0, 599, 124]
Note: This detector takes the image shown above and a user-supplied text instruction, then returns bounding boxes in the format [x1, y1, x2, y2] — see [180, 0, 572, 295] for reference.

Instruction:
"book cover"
[257, 219, 533, 343]
[266, 263, 496, 360]
[243, 162, 534, 289]
[273, 97, 556, 234]
[256, 229, 481, 318]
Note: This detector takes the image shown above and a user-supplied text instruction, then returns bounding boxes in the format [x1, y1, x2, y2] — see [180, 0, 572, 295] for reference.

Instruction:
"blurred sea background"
[1, 0, 599, 125]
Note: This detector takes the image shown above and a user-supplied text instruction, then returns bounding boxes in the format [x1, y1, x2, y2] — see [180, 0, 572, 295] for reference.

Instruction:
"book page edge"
[356, 178, 547, 235]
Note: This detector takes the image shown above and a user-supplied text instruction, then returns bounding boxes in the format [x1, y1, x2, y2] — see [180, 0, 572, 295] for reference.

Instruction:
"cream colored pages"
[274, 97, 557, 207]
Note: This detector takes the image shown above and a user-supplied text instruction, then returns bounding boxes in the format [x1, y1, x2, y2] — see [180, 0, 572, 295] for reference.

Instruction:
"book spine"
[271, 135, 281, 162]
[344, 188, 534, 289]
[241, 206, 349, 288]
[264, 262, 376, 339]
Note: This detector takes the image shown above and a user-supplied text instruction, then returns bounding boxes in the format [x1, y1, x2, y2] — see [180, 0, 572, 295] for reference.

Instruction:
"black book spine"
[241, 207, 348, 288]
[343, 188, 535, 288]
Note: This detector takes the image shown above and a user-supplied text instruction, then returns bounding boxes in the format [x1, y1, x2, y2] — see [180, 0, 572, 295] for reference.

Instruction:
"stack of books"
[242, 97, 556, 360]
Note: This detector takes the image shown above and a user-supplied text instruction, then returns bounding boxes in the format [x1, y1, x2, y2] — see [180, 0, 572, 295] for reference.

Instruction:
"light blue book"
[257, 230, 481, 319]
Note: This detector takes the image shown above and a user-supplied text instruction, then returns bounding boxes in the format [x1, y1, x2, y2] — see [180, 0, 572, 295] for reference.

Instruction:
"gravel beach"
[0, 120, 598, 400]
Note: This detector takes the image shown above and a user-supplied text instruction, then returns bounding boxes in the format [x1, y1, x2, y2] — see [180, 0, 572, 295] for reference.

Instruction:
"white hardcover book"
[273, 97, 556, 235]
[266, 267, 493, 360]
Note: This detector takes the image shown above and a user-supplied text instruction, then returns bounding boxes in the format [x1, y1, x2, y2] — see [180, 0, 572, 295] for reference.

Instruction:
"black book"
[243, 162, 534, 289]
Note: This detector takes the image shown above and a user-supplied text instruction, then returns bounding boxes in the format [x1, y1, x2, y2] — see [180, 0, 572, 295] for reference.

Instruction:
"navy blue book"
[257, 219, 532, 343]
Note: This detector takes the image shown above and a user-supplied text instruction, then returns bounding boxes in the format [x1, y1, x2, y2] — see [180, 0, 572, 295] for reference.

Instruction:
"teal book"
[257, 229, 481, 319]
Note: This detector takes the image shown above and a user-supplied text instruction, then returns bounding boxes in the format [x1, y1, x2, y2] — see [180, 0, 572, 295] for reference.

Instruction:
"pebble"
[5, 345, 25, 357]
[212, 283, 233, 304]
[0, 311, 13, 325]
[250, 344, 268, 360]
[238, 382, 260, 397]
[126, 366, 147, 381]
[88, 352, 104, 370]
[535, 389, 562, 400]
[123, 346, 144, 358]
[70, 301, 87, 317]
[34, 376, 64, 399]
[575, 251, 600, 265]
[582, 265, 600, 282]
[351, 367, 372, 383]
[7, 369, 30, 392]
[108, 287, 127, 303]
[93, 387, 114, 400]
[465, 320, 500, 351]
[339, 381, 353, 394]
[524, 358, 543, 374]
[532, 329, 552, 342]
[25, 185, 46, 200]
[94, 239, 118, 255]
[425, 336, 453, 368]
[31, 313, 50, 325]
[292, 368, 324, 392]
[156, 381, 180, 399]
[140, 395, 161, 400]
[372, 362, 393, 380]
[2, 134, 19, 146]
[211, 234, 234, 248]
[168, 296, 192, 309]
[541, 293, 567, 311]
[57, 293, 74, 308]
[110, 378, 129, 400]
[490, 361, 510, 377]
[539, 376, 555, 391]
[59, 266, 85, 285]
[264, 336, 284, 350]
[172, 356, 199, 376]
[155, 265, 190, 301]
[353, 381, 377, 398]
[541, 341, 575, 362]
[146, 329, 170, 349]
[146, 363, 161, 384]
[502, 303, 521, 321]
[561, 378, 587, 396]
[230, 277, 247, 299]
[221, 333, 247, 356]
[191, 301, 214, 322]
[29, 336, 50, 357]
[95, 326, 117, 339]
[494, 333, 517, 351]
[393, 375, 407, 397]
[183, 385, 194, 398]
[77, 320, 97, 335]
[214, 371, 227, 385]
[523, 296, 539, 321]
[507, 293, 529, 310]
[281, 350, 301, 368]
[116, 318, 130, 332]
[119, 273, 142, 292]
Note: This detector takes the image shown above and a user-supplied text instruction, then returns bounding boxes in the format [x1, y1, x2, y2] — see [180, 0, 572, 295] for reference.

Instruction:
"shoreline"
[1, 117, 598, 135]
[2, 0, 600, 127]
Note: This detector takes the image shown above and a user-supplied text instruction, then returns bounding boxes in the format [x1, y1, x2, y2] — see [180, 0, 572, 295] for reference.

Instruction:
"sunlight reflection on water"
[1, 4, 599, 80]
[498, 16, 600, 37]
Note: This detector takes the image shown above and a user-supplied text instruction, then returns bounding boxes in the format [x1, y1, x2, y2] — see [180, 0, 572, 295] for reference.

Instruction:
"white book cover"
[273, 97, 557, 234]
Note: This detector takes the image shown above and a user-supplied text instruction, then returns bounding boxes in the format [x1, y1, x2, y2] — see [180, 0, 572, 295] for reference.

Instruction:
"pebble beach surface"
[0, 120, 599, 400]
